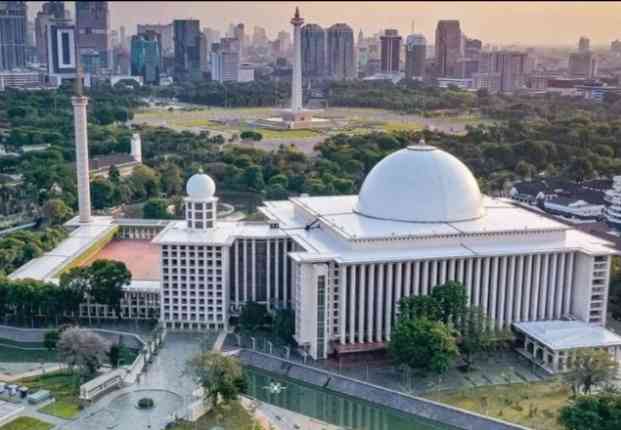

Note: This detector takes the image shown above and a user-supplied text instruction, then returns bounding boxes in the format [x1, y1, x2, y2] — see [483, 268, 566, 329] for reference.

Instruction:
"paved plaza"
[79, 239, 161, 281]
[0, 401, 23, 426]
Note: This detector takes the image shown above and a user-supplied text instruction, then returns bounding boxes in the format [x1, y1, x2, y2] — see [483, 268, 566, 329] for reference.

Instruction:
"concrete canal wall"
[238, 349, 531, 430]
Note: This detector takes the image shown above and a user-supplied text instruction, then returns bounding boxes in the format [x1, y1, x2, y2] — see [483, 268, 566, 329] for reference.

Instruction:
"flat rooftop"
[80, 239, 161, 282]
[514, 320, 621, 350]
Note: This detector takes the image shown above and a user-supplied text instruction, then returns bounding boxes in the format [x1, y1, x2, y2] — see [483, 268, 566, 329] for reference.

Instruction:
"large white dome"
[355, 145, 484, 223]
[186, 172, 216, 199]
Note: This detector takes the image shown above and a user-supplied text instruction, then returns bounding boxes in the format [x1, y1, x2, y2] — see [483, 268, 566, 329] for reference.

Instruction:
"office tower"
[120, 25, 127, 49]
[405, 33, 426, 79]
[46, 22, 77, 85]
[137, 24, 174, 57]
[327, 23, 355, 80]
[464, 37, 482, 59]
[173, 19, 201, 82]
[35, 1, 69, 65]
[578, 36, 590, 52]
[358, 29, 364, 46]
[233, 23, 245, 57]
[0, 1, 27, 71]
[210, 37, 240, 82]
[252, 26, 268, 47]
[569, 51, 597, 79]
[380, 29, 401, 74]
[611, 40, 621, 54]
[203, 27, 220, 50]
[131, 32, 161, 85]
[278, 31, 291, 54]
[301, 24, 325, 79]
[435, 20, 462, 77]
[76, 1, 111, 71]
[475, 51, 527, 93]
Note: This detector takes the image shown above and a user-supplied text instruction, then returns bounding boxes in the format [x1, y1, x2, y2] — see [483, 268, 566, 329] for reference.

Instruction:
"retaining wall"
[239, 349, 531, 430]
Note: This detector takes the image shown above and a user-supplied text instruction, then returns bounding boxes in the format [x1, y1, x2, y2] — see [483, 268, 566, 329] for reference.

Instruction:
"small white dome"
[186, 172, 216, 199]
[355, 145, 484, 223]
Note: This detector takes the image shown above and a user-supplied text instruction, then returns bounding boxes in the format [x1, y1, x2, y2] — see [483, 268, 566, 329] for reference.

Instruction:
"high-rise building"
[475, 51, 527, 93]
[137, 24, 174, 57]
[277, 31, 291, 54]
[578, 36, 590, 52]
[405, 33, 426, 79]
[252, 26, 268, 47]
[76, 1, 111, 71]
[35, 1, 69, 65]
[301, 24, 325, 79]
[173, 19, 201, 82]
[210, 37, 240, 82]
[233, 23, 245, 58]
[327, 23, 355, 80]
[569, 51, 597, 79]
[131, 32, 161, 85]
[46, 22, 77, 84]
[464, 37, 482, 59]
[380, 29, 401, 74]
[611, 40, 621, 54]
[0, 1, 28, 71]
[435, 20, 462, 77]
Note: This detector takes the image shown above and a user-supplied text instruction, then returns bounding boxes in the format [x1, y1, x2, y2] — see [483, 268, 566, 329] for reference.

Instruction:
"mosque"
[9, 11, 621, 373]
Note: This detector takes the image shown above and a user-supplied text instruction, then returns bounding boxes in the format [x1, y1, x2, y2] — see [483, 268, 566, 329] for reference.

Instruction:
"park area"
[20, 372, 81, 419]
[426, 379, 570, 430]
[0, 417, 53, 430]
[171, 400, 262, 430]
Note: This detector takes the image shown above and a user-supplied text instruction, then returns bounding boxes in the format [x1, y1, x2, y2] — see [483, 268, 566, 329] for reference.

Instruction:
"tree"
[42, 199, 72, 225]
[559, 392, 621, 430]
[431, 281, 468, 325]
[273, 308, 295, 345]
[143, 198, 171, 219]
[458, 307, 492, 371]
[44, 329, 61, 352]
[240, 130, 263, 141]
[88, 260, 131, 318]
[108, 344, 121, 368]
[389, 318, 458, 374]
[186, 351, 246, 407]
[90, 177, 114, 210]
[238, 301, 269, 332]
[57, 327, 110, 378]
[563, 348, 619, 395]
[59, 267, 89, 321]
[398, 295, 440, 321]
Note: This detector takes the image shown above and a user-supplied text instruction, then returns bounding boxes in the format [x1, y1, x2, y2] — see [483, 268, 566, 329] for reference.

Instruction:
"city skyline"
[25, 1, 621, 47]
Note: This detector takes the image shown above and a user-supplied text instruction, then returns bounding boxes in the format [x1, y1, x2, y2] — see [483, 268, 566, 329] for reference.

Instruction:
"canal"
[244, 367, 456, 430]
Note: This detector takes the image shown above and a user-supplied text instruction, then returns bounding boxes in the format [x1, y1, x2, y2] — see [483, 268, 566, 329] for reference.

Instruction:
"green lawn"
[0, 345, 57, 363]
[0, 417, 53, 430]
[19, 372, 81, 419]
[425, 380, 569, 430]
[171, 400, 261, 430]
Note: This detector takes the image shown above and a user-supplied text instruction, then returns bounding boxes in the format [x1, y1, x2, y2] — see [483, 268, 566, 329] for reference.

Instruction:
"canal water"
[244, 367, 455, 430]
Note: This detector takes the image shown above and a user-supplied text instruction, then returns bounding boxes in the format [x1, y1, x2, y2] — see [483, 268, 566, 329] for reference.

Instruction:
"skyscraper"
[131, 32, 161, 85]
[252, 26, 268, 47]
[405, 33, 426, 79]
[578, 36, 590, 52]
[380, 29, 401, 74]
[35, 1, 68, 65]
[475, 51, 527, 93]
[233, 23, 245, 58]
[0, 1, 27, 71]
[137, 24, 174, 57]
[435, 20, 462, 77]
[173, 19, 201, 82]
[210, 37, 239, 82]
[327, 23, 355, 80]
[76, 1, 111, 71]
[301, 24, 325, 79]
[569, 51, 597, 79]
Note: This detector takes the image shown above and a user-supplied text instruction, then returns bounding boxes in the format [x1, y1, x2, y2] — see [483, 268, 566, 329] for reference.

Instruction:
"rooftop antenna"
[411, 20, 415, 34]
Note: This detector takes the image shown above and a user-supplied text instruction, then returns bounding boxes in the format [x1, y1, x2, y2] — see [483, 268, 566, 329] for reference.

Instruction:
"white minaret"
[72, 69, 92, 223]
[130, 133, 142, 163]
[290, 7, 304, 112]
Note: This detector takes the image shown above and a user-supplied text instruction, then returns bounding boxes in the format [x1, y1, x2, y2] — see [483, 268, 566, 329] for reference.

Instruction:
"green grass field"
[425, 380, 569, 430]
[0, 345, 57, 363]
[0, 417, 53, 430]
[171, 400, 261, 430]
[19, 372, 81, 419]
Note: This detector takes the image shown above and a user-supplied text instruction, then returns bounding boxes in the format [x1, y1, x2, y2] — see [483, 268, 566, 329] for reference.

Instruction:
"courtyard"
[79, 239, 161, 281]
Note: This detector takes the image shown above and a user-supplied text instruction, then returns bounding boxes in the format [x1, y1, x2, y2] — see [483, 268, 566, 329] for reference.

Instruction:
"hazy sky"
[27, 1, 621, 46]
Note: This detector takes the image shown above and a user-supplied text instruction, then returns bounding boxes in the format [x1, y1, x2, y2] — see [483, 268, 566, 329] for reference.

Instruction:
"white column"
[394, 263, 403, 312]
[430, 261, 437, 291]
[339, 265, 347, 345]
[555, 253, 566, 318]
[564, 253, 575, 315]
[497, 257, 507, 328]
[377, 264, 384, 342]
[449, 258, 456, 281]
[456, 259, 464, 284]
[251, 239, 257, 301]
[421, 261, 429, 295]
[283, 240, 288, 306]
[234, 240, 240, 308]
[473, 258, 481, 307]
[523, 255, 533, 321]
[274, 240, 280, 305]
[243, 240, 248, 302]
[266, 239, 271, 309]
[439, 260, 447, 284]
[368, 264, 375, 343]
[532, 254, 542, 320]
[465, 259, 473, 304]
[547, 254, 558, 319]
[540, 254, 549, 319]
[72, 95, 92, 223]
[385, 264, 393, 341]
[506, 256, 516, 327]
[358, 265, 366, 343]
[404, 262, 412, 298]
[481, 258, 490, 314]
[290, 9, 303, 112]
[514, 256, 524, 322]
[413, 261, 420, 295]
[349, 265, 356, 344]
